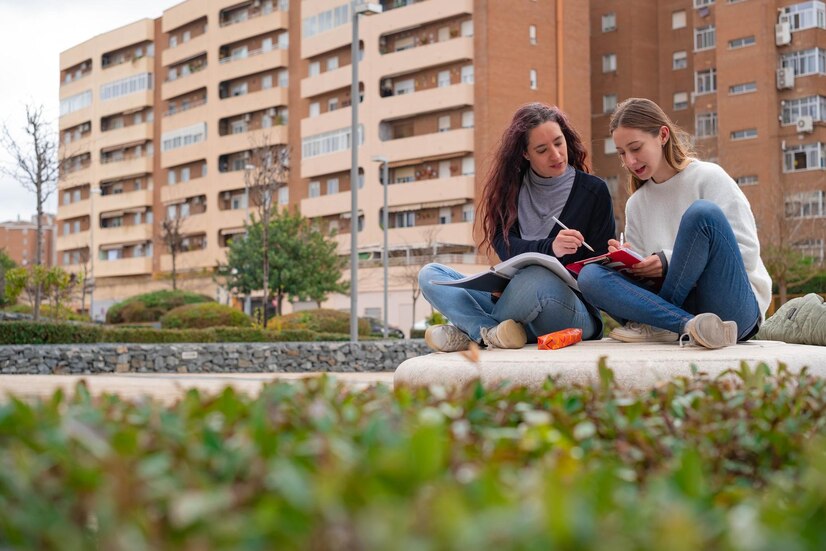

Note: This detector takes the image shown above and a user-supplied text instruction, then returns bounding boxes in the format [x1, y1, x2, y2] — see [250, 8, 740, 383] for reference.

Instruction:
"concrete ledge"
[393, 339, 826, 391]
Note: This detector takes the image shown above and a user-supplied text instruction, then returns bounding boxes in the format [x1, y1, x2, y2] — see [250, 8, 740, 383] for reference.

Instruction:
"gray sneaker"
[609, 321, 678, 343]
[425, 324, 472, 353]
[681, 313, 738, 349]
[480, 320, 527, 349]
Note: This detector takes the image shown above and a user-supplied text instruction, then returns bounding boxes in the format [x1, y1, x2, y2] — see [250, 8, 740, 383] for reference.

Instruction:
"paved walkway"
[0, 372, 394, 404]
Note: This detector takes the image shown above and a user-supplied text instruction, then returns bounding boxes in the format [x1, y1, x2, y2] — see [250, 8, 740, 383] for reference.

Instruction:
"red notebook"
[565, 249, 664, 291]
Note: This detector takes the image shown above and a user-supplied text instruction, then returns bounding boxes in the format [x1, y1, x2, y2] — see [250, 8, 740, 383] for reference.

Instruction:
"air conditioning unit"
[776, 66, 794, 89]
[776, 17, 791, 46]
[796, 115, 814, 133]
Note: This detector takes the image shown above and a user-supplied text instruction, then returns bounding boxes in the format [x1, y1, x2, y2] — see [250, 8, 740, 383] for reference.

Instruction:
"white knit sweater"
[624, 159, 772, 320]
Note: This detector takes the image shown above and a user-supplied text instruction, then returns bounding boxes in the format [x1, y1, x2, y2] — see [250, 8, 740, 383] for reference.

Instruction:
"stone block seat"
[393, 339, 826, 391]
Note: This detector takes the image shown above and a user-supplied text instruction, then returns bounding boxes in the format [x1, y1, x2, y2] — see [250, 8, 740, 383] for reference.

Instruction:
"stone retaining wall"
[0, 341, 431, 375]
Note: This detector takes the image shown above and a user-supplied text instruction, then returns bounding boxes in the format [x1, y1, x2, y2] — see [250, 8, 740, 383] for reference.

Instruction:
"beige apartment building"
[56, 0, 590, 327]
[590, 0, 826, 266]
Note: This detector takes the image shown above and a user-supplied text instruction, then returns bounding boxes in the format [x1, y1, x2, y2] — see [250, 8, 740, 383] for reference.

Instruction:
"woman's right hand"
[607, 239, 631, 253]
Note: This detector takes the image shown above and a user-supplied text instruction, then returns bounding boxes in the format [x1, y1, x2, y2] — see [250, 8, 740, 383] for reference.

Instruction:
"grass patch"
[1, 363, 826, 548]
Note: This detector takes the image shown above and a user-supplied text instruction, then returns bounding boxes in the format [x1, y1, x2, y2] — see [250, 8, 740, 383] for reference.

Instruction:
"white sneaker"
[425, 324, 472, 353]
[480, 320, 527, 349]
[609, 321, 678, 343]
[680, 313, 738, 349]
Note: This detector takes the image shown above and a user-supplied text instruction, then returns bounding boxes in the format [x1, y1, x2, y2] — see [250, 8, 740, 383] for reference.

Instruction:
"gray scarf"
[517, 165, 575, 240]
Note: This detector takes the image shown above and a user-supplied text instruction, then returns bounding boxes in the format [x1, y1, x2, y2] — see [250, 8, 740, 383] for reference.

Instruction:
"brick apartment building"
[57, 0, 824, 326]
[0, 215, 56, 268]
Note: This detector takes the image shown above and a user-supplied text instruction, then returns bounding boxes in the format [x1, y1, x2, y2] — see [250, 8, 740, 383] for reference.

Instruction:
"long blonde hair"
[609, 98, 694, 195]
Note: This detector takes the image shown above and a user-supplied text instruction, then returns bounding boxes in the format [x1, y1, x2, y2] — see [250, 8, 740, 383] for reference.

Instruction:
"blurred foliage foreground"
[3, 362, 826, 550]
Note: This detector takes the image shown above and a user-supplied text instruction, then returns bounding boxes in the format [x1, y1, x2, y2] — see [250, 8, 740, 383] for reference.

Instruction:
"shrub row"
[0, 321, 352, 345]
[161, 302, 253, 330]
[105, 290, 212, 324]
[268, 308, 371, 336]
[1, 366, 826, 548]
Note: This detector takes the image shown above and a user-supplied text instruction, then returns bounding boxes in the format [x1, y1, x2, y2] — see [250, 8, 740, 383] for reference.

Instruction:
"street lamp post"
[371, 155, 389, 338]
[350, 1, 383, 342]
[88, 187, 101, 322]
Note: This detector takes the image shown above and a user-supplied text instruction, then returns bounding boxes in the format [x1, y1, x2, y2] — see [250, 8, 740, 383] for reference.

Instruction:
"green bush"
[0, 321, 103, 345]
[5, 303, 88, 322]
[2, 366, 826, 548]
[268, 308, 370, 335]
[106, 290, 213, 324]
[161, 303, 253, 330]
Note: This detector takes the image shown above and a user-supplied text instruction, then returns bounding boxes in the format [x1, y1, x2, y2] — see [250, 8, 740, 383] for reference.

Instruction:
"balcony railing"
[163, 97, 207, 117]
[219, 44, 284, 64]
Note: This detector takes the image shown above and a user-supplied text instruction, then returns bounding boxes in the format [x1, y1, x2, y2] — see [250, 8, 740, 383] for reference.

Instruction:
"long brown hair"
[609, 97, 693, 195]
[478, 103, 589, 254]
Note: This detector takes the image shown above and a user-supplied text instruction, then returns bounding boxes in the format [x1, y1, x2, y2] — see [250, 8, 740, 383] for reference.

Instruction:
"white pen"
[551, 216, 595, 252]
[620, 232, 624, 247]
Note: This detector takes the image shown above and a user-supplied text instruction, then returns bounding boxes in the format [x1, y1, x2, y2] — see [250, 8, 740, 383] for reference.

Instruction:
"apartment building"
[590, 0, 826, 265]
[57, 0, 590, 328]
[0, 215, 55, 268]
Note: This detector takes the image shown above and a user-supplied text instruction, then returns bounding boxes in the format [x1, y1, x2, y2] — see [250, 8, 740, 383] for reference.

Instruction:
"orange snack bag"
[537, 328, 582, 350]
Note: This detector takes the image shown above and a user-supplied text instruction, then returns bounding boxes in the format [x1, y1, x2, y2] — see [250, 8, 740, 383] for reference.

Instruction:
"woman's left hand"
[631, 254, 663, 278]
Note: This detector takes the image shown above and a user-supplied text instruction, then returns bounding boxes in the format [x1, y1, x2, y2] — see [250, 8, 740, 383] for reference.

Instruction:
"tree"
[224, 209, 347, 316]
[159, 215, 186, 290]
[244, 135, 289, 327]
[0, 250, 16, 309]
[762, 207, 823, 306]
[1, 105, 64, 320]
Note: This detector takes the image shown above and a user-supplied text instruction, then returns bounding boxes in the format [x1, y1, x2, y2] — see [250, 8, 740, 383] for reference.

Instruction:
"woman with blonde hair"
[418, 102, 615, 352]
[578, 98, 771, 348]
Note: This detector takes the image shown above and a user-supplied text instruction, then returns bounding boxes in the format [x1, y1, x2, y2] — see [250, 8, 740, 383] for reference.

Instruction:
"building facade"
[57, 0, 589, 328]
[590, 0, 826, 265]
[0, 215, 56, 268]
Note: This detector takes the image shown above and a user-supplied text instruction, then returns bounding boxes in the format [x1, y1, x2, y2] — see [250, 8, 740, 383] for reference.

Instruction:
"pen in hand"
[620, 232, 624, 247]
[551, 216, 595, 252]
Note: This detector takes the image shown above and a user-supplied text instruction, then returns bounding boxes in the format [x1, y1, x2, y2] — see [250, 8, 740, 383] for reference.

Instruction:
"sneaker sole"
[608, 328, 678, 343]
[494, 320, 527, 349]
[689, 314, 738, 349]
[424, 325, 470, 353]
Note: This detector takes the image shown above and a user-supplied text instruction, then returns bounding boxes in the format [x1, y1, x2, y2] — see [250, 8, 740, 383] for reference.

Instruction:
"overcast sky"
[0, 0, 177, 223]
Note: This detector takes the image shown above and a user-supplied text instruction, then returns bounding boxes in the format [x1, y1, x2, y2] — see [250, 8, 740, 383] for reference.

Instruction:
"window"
[461, 20, 473, 37]
[262, 75, 273, 89]
[529, 24, 537, 44]
[326, 56, 338, 71]
[326, 178, 339, 194]
[262, 37, 273, 52]
[438, 115, 450, 132]
[167, 170, 177, 185]
[782, 2, 826, 32]
[602, 13, 616, 32]
[394, 78, 414, 95]
[169, 35, 178, 48]
[231, 82, 248, 96]
[674, 92, 689, 110]
[696, 112, 718, 138]
[328, 98, 339, 111]
[394, 36, 415, 51]
[694, 25, 716, 51]
[695, 68, 717, 94]
[461, 65, 474, 84]
[278, 186, 288, 205]
[694, 0, 715, 6]
[604, 139, 617, 154]
[728, 35, 755, 49]
[394, 167, 414, 183]
[462, 204, 474, 222]
[735, 175, 758, 186]
[781, 48, 826, 77]
[462, 156, 475, 176]
[673, 50, 688, 69]
[437, 70, 450, 87]
[794, 239, 825, 262]
[672, 10, 687, 29]
[302, 4, 350, 38]
[308, 61, 320, 76]
[278, 69, 288, 88]
[785, 190, 826, 217]
[301, 125, 363, 158]
[783, 143, 826, 172]
[100, 73, 152, 101]
[278, 32, 289, 49]
[603, 94, 617, 113]
[439, 207, 452, 224]
[462, 111, 474, 128]
[529, 69, 538, 90]
[731, 128, 758, 140]
[780, 95, 826, 125]
[729, 82, 757, 95]
[395, 211, 415, 228]
[181, 167, 190, 182]
[59, 90, 92, 116]
[602, 53, 617, 73]
[231, 120, 246, 134]
[309, 102, 320, 118]
[161, 122, 207, 152]
[308, 181, 320, 197]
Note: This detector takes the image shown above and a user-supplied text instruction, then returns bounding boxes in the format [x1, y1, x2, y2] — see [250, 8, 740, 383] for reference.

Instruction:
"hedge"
[161, 303, 254, 329]
[1, 366, 826, 548]
[0, 321, 352, 345]
[268, 308, 371, 336]
[105, 290, 213, 324]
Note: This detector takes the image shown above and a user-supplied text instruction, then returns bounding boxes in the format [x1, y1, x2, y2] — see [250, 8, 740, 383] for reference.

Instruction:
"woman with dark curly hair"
[418, 103, 616, 352]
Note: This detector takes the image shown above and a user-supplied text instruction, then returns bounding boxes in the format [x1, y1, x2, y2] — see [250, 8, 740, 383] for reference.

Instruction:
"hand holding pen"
[551, 216, 594, 256]
[607, 231, 630, 253]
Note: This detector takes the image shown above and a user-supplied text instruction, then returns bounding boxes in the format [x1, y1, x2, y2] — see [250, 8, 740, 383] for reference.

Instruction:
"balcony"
[100, 56, 154, 84]
[377, 82, 474, 120]
[217, 49, 288, 83]
[212, 208, 251, 230]
[97, 189, 153, 213]
[301, 190, 351, 219]
[100, 91, 154, 118]
[58, 199, 90, 220]
[383, 127, 473, 163]
[162, 65, 208, 100]
[98, 156, 153, 182]
[98, 122, 153, 151]
[160, 248, 217, 272]
[161, 99, 208, 127]
[94, 256, 153, 278]
[162, 33, 208, 67]
[302, 24, 350, 60]
[386, 174, 474, 210]
[301, 150, 352, 180]
[375, 0, 472, 35]
[377, 36, 473, 80]
[161, 180, 204, 205]
[57, 230, 90, 252]
[300, 106, 352, 137]
[217, 88, 288, 118]
[217, 10, 288, 45]
[301, 65, 351, 99]
[388, 221, 474, 247]
[219, 125, 288, 153]
[161, 143, 206, 170]
[96, 223, 153, 246]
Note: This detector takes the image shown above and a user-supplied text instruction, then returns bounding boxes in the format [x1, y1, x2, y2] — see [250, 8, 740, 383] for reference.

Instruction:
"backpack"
[757, 293, 826, 346]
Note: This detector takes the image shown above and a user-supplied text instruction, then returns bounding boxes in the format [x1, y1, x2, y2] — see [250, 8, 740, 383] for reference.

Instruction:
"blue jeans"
[578, 200, 760, 340]
[419, 263, 600, 343]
